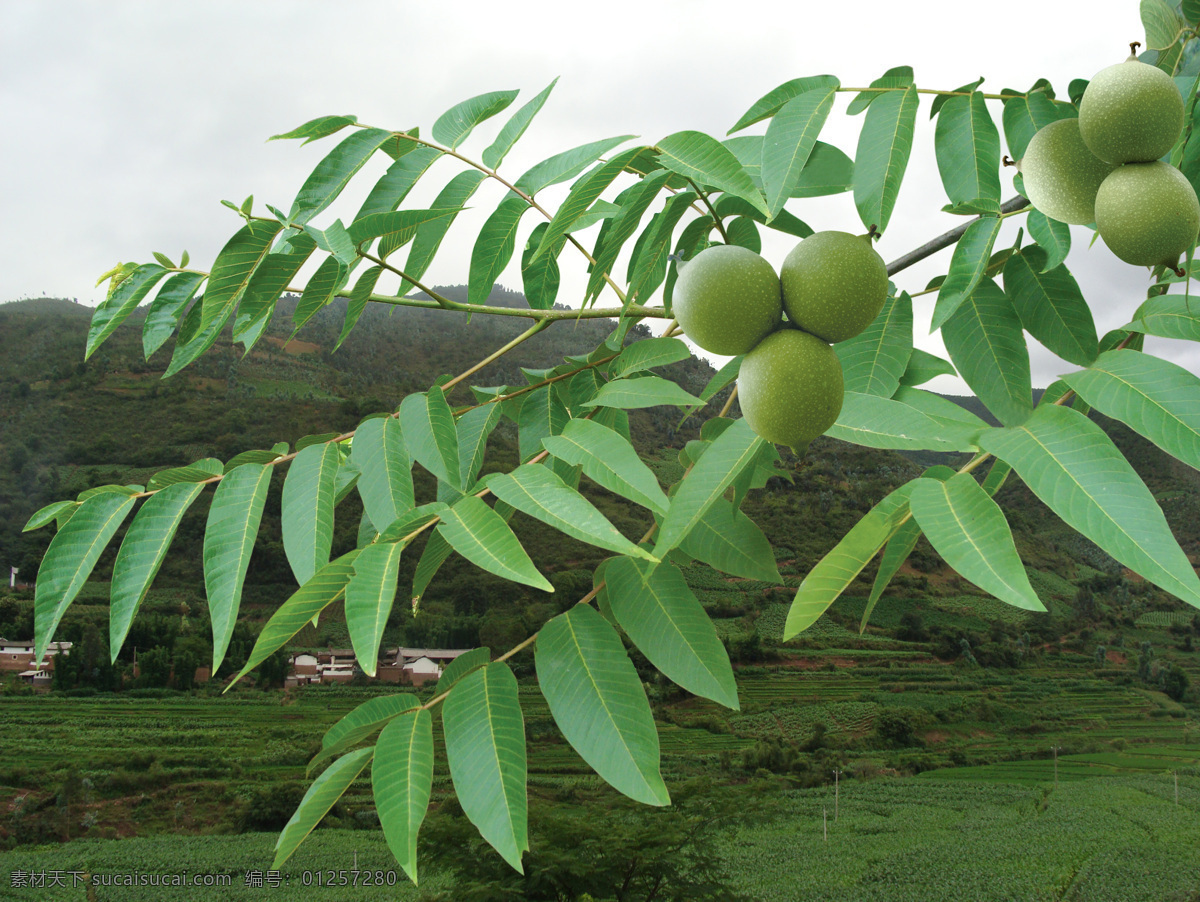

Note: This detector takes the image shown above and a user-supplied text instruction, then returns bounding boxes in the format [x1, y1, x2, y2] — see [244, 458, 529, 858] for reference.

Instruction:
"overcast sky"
[4, 0, 1188, 393]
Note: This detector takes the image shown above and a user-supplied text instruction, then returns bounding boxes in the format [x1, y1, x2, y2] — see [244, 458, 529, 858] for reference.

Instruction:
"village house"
[285, 646, 470, 688]
[0, 638, 71, 692]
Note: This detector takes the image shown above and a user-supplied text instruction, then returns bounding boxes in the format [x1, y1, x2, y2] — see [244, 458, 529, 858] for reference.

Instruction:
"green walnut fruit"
[1094, 161, 1200, 269]
[738, 328, 843, 453]
[1019, 119, 1118, 225]
[671, 244, 782, 356]
[1078, 54, 1184, 164]
[779, 231, 888, 344]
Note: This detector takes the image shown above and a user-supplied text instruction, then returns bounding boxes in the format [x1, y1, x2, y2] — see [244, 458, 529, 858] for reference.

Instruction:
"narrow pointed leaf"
[143, 271, 204, 359]
[436, 647, 492, 694]
[523, 221, 564, 310]
[273, 747, 373, 869]
[433, 90, 518, 149]
[828, 391, 982, 451]
[604, 556, 738, 708]
[24, 500, 78, 533]
[627, 190, 699, 304]
[400, 171, 487, 294]
[109, 483, 205, 658]
[836, 292, 913, 396]
[413, 528, 453, 602]
[484, 78, 557, 170]
[355, 146, 441, 221]
[204, 463, 273, 672]
[458, 403, 502, 489]
[233, 550, 360, 686]
[762, 86, 837, 220]
[443, 663, 528, 872]
[862, 518, 922, 632]
[308, 694, 421, 777]
[335, 264, 384, 351]
[351, 416, 414, 532]
[281, 443, 339, 587]
[543, 418, 669, 515]
[583, 376, 702, 410]
[584, 170, 674, 305]
[399, 388, 460, 487]
[784, 483, 913, 639]
[1004, 248, 1098, 366]
[345, 541, 405, 676]
[86, 263, 168, 359]
[910, 474, 1044, 610]
[934, 92, 1002, 209]
[898, 347, 957, 387]
[233, 232, 318, 343]
[488, 463, 655, 560]
[654, 418, 764, 556]
[374, 709, 434, 885]
[34, 493, 136, 661]
[437, 495, 552, 591]
[290, 128, 391, 226]
[656, 131, 768, 216]
[270, 114, 357, 143]
[145, 460, 220, 492]
[679, 498, 782, 583]
[536, 605, 669, 805]
[515, 136, 636, 196]
[930, 216, 1003, 330]
[345, 207, 458, 251]
[728, 75, 840, 133]
[677, 355, 742, 426]
[613, 337, 690, 376]
[1061, 348, 1200, 471]
[469, 193, 530, 306]
[980, 404, 1200, 607]
[200, 219, 283, 329]
[1027, 208, 1071, 270]
[942, 277, 1034, 426]
[1123, 294, 1200, 341]
[292, 255, 349, 333]
[853, 85, 919, 234]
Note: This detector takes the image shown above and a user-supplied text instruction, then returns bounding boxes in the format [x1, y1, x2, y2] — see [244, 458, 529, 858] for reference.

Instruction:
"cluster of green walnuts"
[1020, 45, 1200, 270]
[672, 232, 887, 452]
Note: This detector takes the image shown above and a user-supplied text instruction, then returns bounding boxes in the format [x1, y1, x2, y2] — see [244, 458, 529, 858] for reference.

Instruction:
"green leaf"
[273, 747, 373, 870]
[374, 709, 434, 885]
[345, 207, 459, 252]
[1001, 92, 1073, 161]
[432, 90, 519, 149]
[930, 216, 1003, 330]
[515, 136, 636, 196]
[1143, 0, 1183, 49]
[144, 459, 221, 492]
[399, 388, 461, 488]
[1123, 294, 1200, 341]
[828, 391, 981, 451]
[345, 541, 405, 676]
[613, 337, 690, 377]
[142, 271, 205, 359]
[847, 67, 914, 115]
[458, 404, 502, 489]
[583, 376, 702, 410]
[400, 171, 487, 295]
[335, 264, 383, 352]
[109, 483, 206, 658]
[656, 131, 768, 216]
[677, 355, 741, 426]
[784, 483, 913, 639]
[86, 263, 168, 359]
[488, 463, 655, 561]
[484, 78, 558, 170]
[412, 528, 453, 603]
[24, 500, 78, 533]
[234, 232, 318, 345]
[290, 128, 392, 226]
[352, 415, 414, 531]
[442, 663, 528, 872]
[892, 385, 990, 433]
[942, 277, 1034, 426]
[582, 171, 673, 305]
[536, 605, 669, 806]
[678, 498, 781, 583]
[627, 190, 699, 304]
[355, 146, 441, 221]
[436, 646, 492, 694]
[853, 85, 919, 234]
[270, 114, 357, 143]
[1061, 348, 1200, 472]
[836, 292, 913, 396]
[898, 347, 957, 387]
[604, 556, 738, 708]
[761, 86, 837, 220]
[654, 418, 765, 556]
[281, 443, 339, 587]
[517, 384, 569, 463]
[34, 493, 136, 661]
[231, 551, 361, 686]
[523, 222, 564, 310]
[542, 418, 669, 515]
[980, 404, 1200, 607]
[204, 463, 273, 672]
[1184, 0, 1200, 24]
[224, 447, 287, 472]
[291, 255, 350, 334]
[310, 694, 420, 775]
[910, 474, 1045, 611]
[790, 141, 855, 198]
[728, 75, 840, 133]
[437, 496, 552, 592]
[1026, 208, 1071, 270]
[862, 518, 922, 633]
[934, 92, 1002, 209]
[1004, 248, 1097, 366]
[469, 193, 530, 306]
[532, 147, 646, 263]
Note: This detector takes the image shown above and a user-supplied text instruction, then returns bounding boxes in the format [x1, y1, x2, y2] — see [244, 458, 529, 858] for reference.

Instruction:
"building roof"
[396, 647, 471, 660]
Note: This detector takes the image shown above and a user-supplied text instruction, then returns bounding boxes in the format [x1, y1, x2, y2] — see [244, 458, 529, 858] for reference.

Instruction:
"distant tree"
[1164, 666, 1190, 703]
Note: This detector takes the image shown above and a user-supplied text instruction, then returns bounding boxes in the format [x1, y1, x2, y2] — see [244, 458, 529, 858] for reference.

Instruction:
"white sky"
[4, 0, 1188, 393]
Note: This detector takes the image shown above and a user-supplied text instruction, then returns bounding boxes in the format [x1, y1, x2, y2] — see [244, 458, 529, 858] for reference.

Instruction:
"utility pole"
[1051, 745, 1062, 788]
[832, 768, 843, 822]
